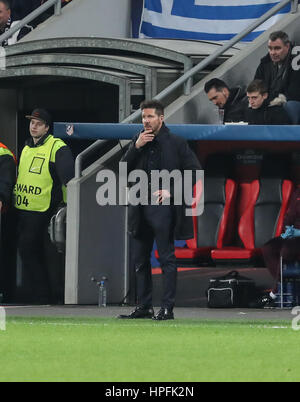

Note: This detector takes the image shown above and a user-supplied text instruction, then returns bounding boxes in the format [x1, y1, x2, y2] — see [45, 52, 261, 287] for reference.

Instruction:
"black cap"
[26, 108, 52, 127]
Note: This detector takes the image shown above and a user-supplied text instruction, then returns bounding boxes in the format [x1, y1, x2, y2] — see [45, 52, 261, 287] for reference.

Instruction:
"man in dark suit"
[119, 100, 201, 320]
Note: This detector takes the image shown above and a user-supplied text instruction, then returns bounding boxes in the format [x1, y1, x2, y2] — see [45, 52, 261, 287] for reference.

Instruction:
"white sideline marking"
[0, 307, 6, 331]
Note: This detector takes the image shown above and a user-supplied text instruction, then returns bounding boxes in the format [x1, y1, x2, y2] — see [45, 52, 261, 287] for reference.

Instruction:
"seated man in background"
[245, 79, 291, 125]
[0, 0, 33, 46]
[255, 31, 300, 124]
[204, 78, 248, 123]
[255, 186, 300, 308]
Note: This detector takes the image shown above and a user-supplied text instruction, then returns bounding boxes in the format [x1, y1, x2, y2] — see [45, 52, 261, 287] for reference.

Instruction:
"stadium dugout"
[0, 0, 299, 307]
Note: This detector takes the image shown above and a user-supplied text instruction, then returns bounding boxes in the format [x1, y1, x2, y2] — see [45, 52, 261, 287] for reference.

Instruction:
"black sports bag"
[207, 270, 256, 308]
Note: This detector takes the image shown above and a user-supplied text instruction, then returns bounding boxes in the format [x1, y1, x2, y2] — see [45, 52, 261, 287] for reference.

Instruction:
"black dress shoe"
[117, 306, 154, 319]
[153, 308, 174, 321]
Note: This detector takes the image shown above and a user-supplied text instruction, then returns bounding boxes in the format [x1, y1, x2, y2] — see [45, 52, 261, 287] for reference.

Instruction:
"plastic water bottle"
[218, 109, 225, 125]
[99, 277, 108, 307]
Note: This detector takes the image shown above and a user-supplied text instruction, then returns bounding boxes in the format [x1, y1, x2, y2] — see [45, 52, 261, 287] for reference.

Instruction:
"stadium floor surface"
[2, 305, 296, 321]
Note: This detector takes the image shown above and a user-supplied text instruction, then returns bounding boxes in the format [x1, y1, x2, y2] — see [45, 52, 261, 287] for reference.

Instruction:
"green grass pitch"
[0, 317, 299, 382]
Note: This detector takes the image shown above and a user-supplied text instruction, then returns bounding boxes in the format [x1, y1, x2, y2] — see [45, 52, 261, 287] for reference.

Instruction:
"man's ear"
[263, 92, 268, 101]
[223, 87, 230, 100]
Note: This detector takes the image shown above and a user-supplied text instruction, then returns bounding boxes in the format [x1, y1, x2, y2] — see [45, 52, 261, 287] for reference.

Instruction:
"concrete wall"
[21, 0, 132, 42]
[65, 153, 130, 305]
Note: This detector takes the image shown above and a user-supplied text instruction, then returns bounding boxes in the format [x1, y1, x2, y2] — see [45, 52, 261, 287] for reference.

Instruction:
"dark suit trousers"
[131, 204, 177, 309]
[262, 236, 300, 291]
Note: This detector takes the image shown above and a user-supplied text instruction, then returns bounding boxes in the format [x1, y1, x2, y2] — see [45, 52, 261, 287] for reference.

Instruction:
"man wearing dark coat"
[0, 0, 33, 45]
[119, 100, 202, 320]
[204, 78, 248, 123]
[254, 31, 300, 124]
[245, 79, 291, 125]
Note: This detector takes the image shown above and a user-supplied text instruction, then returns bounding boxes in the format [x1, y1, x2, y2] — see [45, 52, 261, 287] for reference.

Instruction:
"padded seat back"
[254, 179, 293, 247]
[239, 154, 293, 250]
[195, 177, 237, 248]
[239, 179, 293, 249]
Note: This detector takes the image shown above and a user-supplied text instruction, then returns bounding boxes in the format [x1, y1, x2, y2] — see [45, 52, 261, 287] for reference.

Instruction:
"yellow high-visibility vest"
[14, 135, 67, 212]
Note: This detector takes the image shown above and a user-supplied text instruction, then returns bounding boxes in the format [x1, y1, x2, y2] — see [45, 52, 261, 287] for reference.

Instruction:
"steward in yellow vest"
[15, 113, 73, 213]
[15, 134, 69, 212]
[15, 109, 74, 304]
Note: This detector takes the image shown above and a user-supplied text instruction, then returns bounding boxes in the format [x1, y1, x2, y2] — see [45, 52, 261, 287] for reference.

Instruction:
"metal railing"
[75, 140, 109, 179]
[74, 0, 299, 178]
[0, 0, 62, 45]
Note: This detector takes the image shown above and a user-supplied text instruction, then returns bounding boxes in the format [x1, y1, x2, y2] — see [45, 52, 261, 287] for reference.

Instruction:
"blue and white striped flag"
[138, 0, 292, 41]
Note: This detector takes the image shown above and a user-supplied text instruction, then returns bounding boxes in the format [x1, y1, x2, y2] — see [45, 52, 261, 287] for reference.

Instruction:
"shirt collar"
[154, 123, 168, 142]
[26, 133, 51, 148]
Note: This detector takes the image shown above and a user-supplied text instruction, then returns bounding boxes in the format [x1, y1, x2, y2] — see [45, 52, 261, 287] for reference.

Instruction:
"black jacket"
[224, 87, 248, 123]
[245, 100, 291, 125]
[0, 152, 16, 206]
[255, 49, 300, 102]
[121, 124, 202, 240]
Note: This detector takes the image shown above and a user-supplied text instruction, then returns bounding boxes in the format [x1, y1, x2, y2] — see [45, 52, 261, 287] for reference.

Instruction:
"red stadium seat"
[211, 178, 293, 264]
[160, 176, 237, 264]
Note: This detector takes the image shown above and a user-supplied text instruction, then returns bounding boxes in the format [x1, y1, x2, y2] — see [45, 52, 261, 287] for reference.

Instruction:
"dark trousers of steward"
[131, 204, 177, 310]
[16, 209, 64, 304]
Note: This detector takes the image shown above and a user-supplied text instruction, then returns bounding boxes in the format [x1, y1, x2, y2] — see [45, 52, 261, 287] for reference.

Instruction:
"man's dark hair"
[0, 0, 11, 9]
[140, 100, 164, 116]
[204, 78, 229, 94]
[269, 31, 290, 46]
[247, 79, 268, 95]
